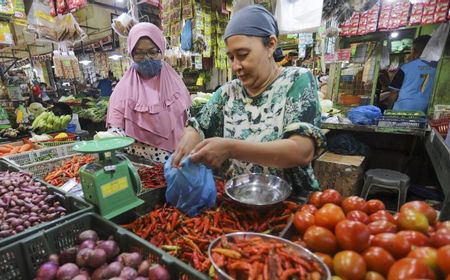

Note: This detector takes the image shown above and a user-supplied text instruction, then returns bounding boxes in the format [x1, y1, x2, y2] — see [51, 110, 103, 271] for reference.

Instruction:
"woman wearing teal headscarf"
[172, 5, 324, 194]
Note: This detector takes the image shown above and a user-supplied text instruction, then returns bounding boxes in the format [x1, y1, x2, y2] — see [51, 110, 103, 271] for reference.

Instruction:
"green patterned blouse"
[189, 67, 325, 194]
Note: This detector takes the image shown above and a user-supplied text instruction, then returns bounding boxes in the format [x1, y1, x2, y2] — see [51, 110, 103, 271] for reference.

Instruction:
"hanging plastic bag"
[421, 22, 450, 62]
[164, 155, 216, 217]
[348, 105, 382, 125]
[181, 19, 192, 51]
[275, 0, 323, 34]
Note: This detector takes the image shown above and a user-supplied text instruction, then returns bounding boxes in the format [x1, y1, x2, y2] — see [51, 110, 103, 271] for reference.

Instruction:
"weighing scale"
[73, 137, 144, 219]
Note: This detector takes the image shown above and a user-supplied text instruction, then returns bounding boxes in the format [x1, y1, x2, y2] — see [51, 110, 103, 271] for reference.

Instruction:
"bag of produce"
[164, 155, 216, 217]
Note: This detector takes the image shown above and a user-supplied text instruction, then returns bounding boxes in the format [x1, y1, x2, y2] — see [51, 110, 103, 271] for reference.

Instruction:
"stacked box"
[422, 0, 437, 24]
[379, 2, 393, 30]
[434, 0, 449, 23]
[366, 2, 380, 34]
[410, 3, 424, 25]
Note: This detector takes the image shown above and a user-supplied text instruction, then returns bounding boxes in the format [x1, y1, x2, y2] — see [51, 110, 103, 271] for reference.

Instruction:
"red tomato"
[370, 233, 411, 259]
[369, 210, 396, 224]
[308, 191, 323, 208]
[334, 250, 367, 280]
[392, 213, 400, 224]
[347, 210, 371, 224]
[314, 203, 345, 230]
[430, 228, 450, 248]
[320, 189, 343, 206]
[365, 271, 386, 280]
[315, 252, 334, 273]
[407, 246, 438, 273]
[437, 221, 450, 231]
[368, 221, 398, 235]
[398, 209, 429, 233]
[336, 220, 370, 252]
[303, 225, 337, 254]
[437, 245, 450, 275]
[397, 230, 430, 247]
[293, 210, 315, 235]
[387, 258, 435, 280]
[362, 246, 396, 276]
[366, 199, 386, 215]
[299, 204, 318, 215]
[400, 201, 437, 225]
[342, 196, 368, 214]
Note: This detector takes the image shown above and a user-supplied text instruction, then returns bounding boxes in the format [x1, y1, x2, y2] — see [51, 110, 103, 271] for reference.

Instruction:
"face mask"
[133, 59, 162, 78]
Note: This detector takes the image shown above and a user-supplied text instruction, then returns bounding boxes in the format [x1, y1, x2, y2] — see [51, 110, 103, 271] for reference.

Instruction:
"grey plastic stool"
[361, 169, 410, 212]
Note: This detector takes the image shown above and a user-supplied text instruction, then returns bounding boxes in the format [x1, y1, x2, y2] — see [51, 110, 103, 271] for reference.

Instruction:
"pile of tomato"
[292, 189, 450, 280]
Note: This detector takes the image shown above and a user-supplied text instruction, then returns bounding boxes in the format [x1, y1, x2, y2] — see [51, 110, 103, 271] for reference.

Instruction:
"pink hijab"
[106, 22, 191, 152]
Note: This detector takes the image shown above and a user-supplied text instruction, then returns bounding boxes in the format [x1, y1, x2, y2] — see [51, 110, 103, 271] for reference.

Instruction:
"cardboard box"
[314, 152, 367, 196]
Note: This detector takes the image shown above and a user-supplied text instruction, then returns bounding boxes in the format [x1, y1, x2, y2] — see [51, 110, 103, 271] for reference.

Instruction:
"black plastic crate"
[0, 160, 93, 248]
[0, 212, 208, 280]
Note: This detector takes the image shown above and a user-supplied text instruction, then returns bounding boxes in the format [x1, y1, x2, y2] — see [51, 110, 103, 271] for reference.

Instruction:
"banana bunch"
[32, 112, 72, 133]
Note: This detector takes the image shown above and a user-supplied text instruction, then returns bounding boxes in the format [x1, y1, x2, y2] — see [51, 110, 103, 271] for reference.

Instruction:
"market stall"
[0, 0, 450, 279]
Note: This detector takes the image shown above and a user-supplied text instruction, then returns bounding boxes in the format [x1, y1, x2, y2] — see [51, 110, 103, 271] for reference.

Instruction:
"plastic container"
[429, 117, 450, 136]
[2, 143, 76, 168]
[376, 116, 427, 129]
[340, 94, 361, 106]
[0, 212, 208, 280]
[0, 160, 93, 248]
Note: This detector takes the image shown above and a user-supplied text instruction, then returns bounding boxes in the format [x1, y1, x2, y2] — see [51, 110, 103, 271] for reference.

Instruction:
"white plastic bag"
[275, 0, 323, 34]
[421, 22, 450, 62]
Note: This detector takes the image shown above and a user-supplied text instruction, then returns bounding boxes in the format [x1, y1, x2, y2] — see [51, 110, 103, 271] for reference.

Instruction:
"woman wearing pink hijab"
[106, 22, 191, 163]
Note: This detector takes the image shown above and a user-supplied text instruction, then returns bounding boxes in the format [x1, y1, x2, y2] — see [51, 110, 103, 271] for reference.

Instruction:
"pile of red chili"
[44, 155, 96, 187]
[122, 181, 299, 274]
[138, 164, 165, 189]
[211, 235, 325, 280]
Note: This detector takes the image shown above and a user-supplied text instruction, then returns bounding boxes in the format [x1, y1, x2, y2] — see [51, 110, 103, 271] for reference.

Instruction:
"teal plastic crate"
[0, 212, 208, 280]
[0, 160, 93, 248]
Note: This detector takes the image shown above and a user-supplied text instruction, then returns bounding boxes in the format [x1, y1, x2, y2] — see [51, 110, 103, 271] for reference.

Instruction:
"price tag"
[60, 178, 79, 193]
[101, 177, 128, 198]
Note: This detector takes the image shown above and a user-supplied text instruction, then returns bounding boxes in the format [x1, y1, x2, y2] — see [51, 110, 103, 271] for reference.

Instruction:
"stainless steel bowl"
[208, 232, 331, 280]
[225, 173, 292, 208]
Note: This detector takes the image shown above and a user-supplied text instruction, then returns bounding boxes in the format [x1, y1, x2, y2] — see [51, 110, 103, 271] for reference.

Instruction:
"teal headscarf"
[224, 5, 279, 40]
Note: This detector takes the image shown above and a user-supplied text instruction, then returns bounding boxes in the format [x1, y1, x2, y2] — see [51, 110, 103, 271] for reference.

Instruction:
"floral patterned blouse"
[189, 67, 325, 194]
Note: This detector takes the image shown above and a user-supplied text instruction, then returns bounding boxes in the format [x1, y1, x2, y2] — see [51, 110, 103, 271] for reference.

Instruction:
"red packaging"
[399, 1, 410, 27]
[339, 18, 351, 37]
[410, 3, 424, 25]
[434, 0, 449, 23]
[358, 11, 368, 35]
[422, 0, 437, 24]
[366, 3, 380, 33]
[379, 2, 392, 30]
[350, 12, 361, 27]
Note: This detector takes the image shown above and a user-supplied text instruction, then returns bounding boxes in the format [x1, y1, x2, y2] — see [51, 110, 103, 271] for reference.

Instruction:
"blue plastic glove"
[164, 154, 216, 217]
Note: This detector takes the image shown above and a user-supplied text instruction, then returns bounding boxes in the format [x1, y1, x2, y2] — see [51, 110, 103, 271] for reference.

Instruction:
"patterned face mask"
[133, 59, 162, 78]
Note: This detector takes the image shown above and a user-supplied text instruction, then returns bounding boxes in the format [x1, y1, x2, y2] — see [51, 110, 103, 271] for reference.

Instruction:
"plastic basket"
[433, 104, 450, 120]
[0, 160, 93, 248]
[376, 116, 427, 129]
[23, 133, 78, 147]
[24, 154, 98, 186]
[2, 143, 76, 168]
[429, 117, 450, 136]
[0, 212, 208, 280]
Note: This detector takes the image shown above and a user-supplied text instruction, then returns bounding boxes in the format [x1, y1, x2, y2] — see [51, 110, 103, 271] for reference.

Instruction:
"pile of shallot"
[35, 230, 170, 280]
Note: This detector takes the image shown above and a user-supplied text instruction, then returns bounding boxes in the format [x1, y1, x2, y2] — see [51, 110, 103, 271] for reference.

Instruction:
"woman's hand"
[172, 127, 202, 167]
[190, 137, 234, 170]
